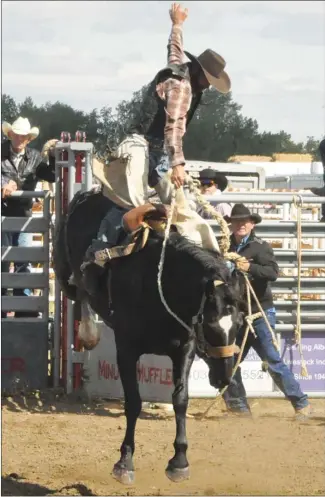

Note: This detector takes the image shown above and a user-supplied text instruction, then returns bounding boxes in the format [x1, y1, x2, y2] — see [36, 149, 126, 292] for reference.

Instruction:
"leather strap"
[93, 223, 151, 266]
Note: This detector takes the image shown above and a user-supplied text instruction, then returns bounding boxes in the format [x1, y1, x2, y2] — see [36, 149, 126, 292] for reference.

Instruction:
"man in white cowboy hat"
[1, 116, 56, 318]
[83, 2, 231, 290]
[215, 204, 311, 419]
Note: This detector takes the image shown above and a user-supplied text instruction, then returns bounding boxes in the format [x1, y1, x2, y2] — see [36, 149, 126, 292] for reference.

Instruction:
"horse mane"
[148, 229, 230, 283]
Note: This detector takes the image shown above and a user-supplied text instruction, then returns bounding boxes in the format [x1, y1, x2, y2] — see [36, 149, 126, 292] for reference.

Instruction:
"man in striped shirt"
[83, 3, 232, 292]
[128, 2, 231, 199]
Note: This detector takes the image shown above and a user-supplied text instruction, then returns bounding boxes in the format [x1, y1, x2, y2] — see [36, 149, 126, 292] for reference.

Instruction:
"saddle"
[93, 203, 170, 265]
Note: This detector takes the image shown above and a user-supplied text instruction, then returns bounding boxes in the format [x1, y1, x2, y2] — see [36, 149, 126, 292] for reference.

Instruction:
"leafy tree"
[1, 92, 323, 163]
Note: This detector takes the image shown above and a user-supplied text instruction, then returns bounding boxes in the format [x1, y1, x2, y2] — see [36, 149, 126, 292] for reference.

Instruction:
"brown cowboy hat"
[184, 49, 231, 94]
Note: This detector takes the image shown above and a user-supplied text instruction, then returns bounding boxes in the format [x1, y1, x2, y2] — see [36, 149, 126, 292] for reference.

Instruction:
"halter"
[192, 283, 236, 360]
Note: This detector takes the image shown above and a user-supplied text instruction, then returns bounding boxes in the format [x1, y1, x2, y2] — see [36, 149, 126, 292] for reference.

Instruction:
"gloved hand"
[235, 256, 251, 273]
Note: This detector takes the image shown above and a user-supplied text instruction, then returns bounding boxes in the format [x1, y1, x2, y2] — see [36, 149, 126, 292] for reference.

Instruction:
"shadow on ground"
[1, 389, 172, 421]
[1, 475, 96, 496]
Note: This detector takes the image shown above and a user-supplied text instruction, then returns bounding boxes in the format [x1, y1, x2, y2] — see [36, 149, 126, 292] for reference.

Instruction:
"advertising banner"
[280, 333, 325, 393]
[83, 323, 325, 401]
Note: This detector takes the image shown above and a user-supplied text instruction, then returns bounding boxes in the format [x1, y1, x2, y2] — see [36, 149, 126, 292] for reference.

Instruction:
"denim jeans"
[222, 308, 309, 411]
[147, 146, 169, 188]
[97, 204, 129, 245]
[1, 231, 35, 317]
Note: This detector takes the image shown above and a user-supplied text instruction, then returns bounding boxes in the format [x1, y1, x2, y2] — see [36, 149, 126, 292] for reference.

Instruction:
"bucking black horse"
[53, 188, 242, 484]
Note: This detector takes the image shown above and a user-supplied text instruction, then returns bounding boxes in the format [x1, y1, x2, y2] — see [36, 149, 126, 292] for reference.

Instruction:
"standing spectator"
[1, 117, 56, 318]
[310, 138, 325, 222]
[189, 168, 232, 219]
[215, 204, 311, 419]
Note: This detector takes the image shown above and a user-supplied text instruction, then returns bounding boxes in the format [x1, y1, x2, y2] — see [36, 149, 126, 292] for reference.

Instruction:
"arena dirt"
[1, 393, 325, 496]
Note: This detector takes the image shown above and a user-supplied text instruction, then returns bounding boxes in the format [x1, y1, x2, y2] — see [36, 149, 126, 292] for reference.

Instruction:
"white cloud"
[2, 0, 325, 142]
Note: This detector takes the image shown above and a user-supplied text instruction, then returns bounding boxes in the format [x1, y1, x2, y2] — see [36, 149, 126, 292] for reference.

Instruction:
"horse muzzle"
[208, 355, 235, 389]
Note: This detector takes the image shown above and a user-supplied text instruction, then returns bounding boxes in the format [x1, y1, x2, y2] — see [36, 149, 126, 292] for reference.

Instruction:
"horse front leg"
[166, 338, 196, 482]
[112, 348, 141, 485]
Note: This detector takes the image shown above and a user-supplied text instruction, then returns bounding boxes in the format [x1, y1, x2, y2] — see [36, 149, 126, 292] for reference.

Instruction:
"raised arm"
[158, 4, 190, 188]
[167, 3, 188, 65]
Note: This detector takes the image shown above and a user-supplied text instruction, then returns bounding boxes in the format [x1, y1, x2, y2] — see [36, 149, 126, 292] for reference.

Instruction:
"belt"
[145, 136, 165, 150]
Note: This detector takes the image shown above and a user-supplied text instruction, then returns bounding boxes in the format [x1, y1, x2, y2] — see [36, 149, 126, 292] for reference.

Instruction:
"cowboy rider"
[82, 2, 231, 290]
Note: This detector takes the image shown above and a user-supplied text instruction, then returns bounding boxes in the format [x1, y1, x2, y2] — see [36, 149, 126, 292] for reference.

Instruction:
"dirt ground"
[1, 393, 325, 496]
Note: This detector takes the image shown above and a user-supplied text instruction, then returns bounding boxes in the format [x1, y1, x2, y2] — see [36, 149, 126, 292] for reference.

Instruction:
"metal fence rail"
[1, 191, 51, 392]
[205, 193, 325, 204]
[209, 221, 325, 238]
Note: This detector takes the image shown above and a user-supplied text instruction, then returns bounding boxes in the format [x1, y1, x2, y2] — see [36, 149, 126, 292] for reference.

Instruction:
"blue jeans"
[147, 146, 169, 188]
[97, 204, 128, 245]
[222, 308, 309, 411]
[1, 231, 35, 317]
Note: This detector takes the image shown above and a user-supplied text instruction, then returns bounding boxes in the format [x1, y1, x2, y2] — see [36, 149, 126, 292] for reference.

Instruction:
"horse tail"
[52, 210, 78, 301]
[53, 189, 97, 302]
[78, 300, 102, 350]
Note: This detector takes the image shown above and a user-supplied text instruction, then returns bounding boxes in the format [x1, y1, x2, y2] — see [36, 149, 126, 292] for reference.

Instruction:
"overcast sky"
[2, 0, 325, 142]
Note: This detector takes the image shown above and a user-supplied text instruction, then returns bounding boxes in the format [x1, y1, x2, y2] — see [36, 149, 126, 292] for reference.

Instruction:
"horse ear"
[213, 280, 224, 287]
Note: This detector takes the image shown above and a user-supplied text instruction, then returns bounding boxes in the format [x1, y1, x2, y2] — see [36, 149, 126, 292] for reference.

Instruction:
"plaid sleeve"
[156, 78, 192, 168]
[167, 24, 184, 65]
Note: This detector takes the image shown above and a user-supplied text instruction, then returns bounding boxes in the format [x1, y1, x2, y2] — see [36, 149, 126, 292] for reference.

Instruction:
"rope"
[293, 195, 308, 377]
[182, 174, 283, 417]
[197, 278, 261, 419]
[186, 175, 231, 255]
[155, 175, 291, 419]
[157, 187, 194, 335]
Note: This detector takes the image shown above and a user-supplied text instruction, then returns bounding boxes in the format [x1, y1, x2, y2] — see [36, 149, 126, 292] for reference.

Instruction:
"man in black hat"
[310, 138, 325, 222]
[217, 204, 311, 418]
[195, 168, 231, 219]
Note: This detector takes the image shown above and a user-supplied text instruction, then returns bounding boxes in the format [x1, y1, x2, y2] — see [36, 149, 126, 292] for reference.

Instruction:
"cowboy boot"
[81, 240, 111, 296]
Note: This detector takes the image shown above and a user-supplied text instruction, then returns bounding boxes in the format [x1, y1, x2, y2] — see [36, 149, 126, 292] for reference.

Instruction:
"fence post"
[54, 136, 94, 393]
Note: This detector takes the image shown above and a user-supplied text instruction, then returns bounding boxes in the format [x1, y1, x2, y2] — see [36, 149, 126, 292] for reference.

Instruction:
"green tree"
[1, 94, 19, 124]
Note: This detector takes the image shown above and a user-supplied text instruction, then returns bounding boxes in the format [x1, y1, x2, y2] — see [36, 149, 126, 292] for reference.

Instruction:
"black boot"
[81, 240, 112, 296]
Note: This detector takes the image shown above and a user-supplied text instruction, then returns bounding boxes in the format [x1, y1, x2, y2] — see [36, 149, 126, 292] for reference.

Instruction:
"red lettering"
[98, 360, 173, 386]
[1, 357, 26, 374]
[160, 368, 173, 386]
[98, 360, 120, 381]
[98, 360, 107, 379]
[137, 363, 145, 383]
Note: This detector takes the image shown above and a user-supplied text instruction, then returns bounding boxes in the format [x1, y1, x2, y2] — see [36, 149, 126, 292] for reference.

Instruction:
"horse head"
[195, 274, 243, 389]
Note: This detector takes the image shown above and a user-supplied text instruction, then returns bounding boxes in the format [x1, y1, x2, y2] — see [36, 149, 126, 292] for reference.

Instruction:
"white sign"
[83, 322, 273, 402]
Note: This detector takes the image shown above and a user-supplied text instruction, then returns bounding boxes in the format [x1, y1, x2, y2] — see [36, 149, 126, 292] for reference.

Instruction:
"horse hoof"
[112, 465, 135, 485]
[165, 466, 190, 483]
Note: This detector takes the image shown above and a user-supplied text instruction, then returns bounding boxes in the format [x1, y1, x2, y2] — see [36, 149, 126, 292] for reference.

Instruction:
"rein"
[156, 184, 236, 358]
[156, 175, 285, 420]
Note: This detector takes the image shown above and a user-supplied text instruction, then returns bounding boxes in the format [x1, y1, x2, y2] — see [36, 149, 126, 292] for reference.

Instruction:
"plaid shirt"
[156, 24, 192, 168]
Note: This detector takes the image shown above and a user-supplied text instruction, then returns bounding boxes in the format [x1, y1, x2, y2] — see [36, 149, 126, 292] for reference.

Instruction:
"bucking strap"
[93, 223, 151, 265]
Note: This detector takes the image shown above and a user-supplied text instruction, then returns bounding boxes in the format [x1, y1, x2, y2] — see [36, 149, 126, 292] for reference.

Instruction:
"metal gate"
[1, 190, 51, 392]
